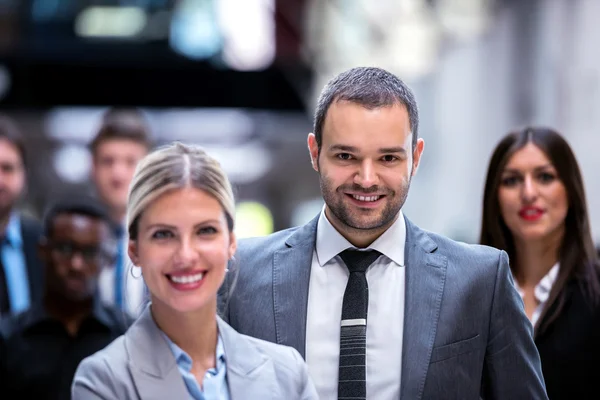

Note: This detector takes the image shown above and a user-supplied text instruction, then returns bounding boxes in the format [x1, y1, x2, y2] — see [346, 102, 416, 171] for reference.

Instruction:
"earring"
[130, 266, 142, 279]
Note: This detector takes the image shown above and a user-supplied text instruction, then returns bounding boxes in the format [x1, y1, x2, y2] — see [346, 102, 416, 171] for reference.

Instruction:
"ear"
[128, 240, 139, 266]
[228, 231, 237, 260]
[411, 138, 425, 177]
[307, 133, 319, 172]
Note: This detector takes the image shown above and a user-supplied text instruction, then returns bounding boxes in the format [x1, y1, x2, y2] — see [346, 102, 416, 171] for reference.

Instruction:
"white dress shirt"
[513, 262, 560, 327]
[306, 208, 406, 400]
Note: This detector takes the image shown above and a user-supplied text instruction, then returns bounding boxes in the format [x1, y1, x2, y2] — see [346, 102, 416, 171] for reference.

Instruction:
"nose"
[70, 252, 86, 271]
[354, 159, 379, 188]
[521, 175, 538, 203]
[174, 236, 199, 266]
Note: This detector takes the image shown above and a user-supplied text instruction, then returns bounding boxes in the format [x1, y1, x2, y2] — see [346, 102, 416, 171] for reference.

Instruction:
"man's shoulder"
[417, 226, 504, 267]
[237, 225, 306, 253]
[0, 307, 43, 339]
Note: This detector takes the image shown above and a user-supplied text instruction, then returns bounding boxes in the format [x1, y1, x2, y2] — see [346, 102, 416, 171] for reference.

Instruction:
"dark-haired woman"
[480, 127, 600, 399]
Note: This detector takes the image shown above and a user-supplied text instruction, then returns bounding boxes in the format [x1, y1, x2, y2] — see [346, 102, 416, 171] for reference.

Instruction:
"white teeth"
[169, 273, 204, 284]
[352, 195, 380, 202]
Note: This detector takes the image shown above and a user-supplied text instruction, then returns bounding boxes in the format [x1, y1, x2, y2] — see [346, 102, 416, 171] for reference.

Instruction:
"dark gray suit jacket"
[219, 215, 548, 399]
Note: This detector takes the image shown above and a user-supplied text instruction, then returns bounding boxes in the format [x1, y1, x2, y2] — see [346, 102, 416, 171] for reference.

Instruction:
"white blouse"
[513, 263, 560, 327]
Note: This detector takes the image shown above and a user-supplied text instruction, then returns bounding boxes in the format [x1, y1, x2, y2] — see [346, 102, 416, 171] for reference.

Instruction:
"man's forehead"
[53, 213, 107, 234]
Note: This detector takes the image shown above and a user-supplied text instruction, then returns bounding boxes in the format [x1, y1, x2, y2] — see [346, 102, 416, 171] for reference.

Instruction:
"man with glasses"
[0, 196, 132, 400]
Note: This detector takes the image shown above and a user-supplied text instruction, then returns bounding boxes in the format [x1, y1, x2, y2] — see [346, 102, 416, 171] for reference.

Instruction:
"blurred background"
[0, 0, 599, 244]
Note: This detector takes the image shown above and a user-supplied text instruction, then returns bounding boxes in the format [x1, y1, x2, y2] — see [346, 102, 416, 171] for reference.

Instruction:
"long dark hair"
[480, 127, 600, 334]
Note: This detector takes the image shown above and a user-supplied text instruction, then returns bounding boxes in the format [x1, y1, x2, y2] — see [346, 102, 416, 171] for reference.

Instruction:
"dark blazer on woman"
[535, 277, 600, 399]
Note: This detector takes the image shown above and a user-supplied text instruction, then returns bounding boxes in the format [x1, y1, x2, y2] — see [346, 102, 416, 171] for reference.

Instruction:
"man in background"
[0, 197, 131, 399]
[0, 115, 43, 319]
[90, 108, 152, 317]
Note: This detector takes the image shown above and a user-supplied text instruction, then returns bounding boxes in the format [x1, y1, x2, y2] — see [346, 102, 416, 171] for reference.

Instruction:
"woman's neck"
[514, 234, 561, 288]
[151, 298, 218, 371]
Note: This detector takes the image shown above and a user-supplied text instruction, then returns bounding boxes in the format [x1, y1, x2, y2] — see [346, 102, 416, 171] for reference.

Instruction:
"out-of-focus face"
[41, 213, 114, 301]
[498, 142, 568, 243]
[308, 101, 424, 237]
[0, 139, 25, 217]
[129, 187, 236, 314]
[92, 139, 147, 220]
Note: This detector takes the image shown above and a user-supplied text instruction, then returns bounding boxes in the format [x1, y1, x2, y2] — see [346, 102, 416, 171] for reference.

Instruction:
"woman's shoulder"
[76, 335, 128, 377]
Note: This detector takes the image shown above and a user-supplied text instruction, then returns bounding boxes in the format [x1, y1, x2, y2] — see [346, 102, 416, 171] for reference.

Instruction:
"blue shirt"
[161, 332, 230, 400]
[1, 212, 30, 314]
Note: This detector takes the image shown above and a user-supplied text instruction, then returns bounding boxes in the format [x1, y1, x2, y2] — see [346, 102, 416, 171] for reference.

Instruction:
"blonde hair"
[126, 142, 235, 239]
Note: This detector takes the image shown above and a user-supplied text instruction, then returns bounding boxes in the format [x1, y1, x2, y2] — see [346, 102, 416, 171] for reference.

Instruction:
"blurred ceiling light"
[436, 0, 492, 40]
[0, 64, 11, 101]
[169, 0, 222, 60]
[235, 201, 274, 238]
[46, 107, 108, 141]
[158, 108, 254, 142]
[53, 143, 92, 184]
[200, 143, 272, 184]
[217, 0, 276, 71]
[75, 6, 147, 38]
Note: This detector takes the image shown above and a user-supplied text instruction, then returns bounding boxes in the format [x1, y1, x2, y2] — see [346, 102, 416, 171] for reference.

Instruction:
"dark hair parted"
[0, 114, 27, 167]
[89, 108, 152, 156]
[313, 67, 420, 150]
[480, 127, 600, 334]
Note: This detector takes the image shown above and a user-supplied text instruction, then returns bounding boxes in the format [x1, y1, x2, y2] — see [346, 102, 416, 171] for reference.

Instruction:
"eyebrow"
[144, 220, 221, 231]
[328, 144, 407, 154]
[502, 164, 554, 174]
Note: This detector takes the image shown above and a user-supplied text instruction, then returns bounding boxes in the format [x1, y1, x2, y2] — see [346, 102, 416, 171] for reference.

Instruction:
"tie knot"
[339, 249, 382, 273]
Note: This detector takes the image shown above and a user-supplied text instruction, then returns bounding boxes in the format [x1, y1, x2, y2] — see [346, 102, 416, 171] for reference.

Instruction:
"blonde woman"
[72, 143, 318, 399]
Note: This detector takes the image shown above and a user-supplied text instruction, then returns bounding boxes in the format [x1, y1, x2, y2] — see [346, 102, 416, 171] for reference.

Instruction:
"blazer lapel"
[125, 306, 189, 400]
[272, 215, 318, 358]
[400, 217, 448, 400]
[218, 317, 280, 400]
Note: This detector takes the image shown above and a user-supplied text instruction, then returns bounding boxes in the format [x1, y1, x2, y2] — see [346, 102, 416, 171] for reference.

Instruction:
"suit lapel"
[219, 317, 280, 399]
[126, 306, 189, 400]
[20, 217, 44, 305]
[400, 217, 448, 400]
[272, 215, 318, 358]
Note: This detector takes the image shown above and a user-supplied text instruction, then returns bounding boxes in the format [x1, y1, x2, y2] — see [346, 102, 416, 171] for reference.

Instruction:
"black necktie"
[338, 249, 381, 400]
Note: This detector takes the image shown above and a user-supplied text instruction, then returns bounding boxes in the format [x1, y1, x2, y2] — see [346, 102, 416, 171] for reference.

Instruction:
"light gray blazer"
[71, 306, 318, 400]
[219, 215, 549, 399]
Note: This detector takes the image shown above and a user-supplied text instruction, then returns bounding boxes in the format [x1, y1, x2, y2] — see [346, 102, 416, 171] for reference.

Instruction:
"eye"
[381, 155, 398, 163]
[500, 176, 520, 187]
[336, 153, 353, 161]
[538, 172, 556, 184]
[151, 230, 174, 240]
[197, 226, 218, 235]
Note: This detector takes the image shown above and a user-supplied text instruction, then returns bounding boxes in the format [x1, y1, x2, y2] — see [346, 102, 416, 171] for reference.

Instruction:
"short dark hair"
[480, 127, 600, 334]
[43, 195, 118, 239]
[89, 108, 152, 157]
[0, 114, 27, 167]
[313, 67, 420, 150]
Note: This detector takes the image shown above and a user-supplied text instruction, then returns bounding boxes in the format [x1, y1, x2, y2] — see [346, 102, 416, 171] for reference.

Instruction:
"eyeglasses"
[51, 242, 115, 264]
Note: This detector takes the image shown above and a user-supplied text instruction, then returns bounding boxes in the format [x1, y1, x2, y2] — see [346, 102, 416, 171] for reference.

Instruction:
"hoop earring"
[130, 266, 142, 279]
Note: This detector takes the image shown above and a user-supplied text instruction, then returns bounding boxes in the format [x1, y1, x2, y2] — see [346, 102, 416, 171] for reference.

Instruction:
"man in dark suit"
[0, 115, 43, 318]
[219, 67, 548, 399]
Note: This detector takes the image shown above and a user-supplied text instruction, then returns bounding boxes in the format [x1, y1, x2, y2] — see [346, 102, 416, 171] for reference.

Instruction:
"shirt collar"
[161, 331, 226, 373]
[534, 262, 560, 304]
[315, 206, 406, 267]
[16, 298, 123, 334]
[3, 212, 22, 247]
[513, 262, 560, 304]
